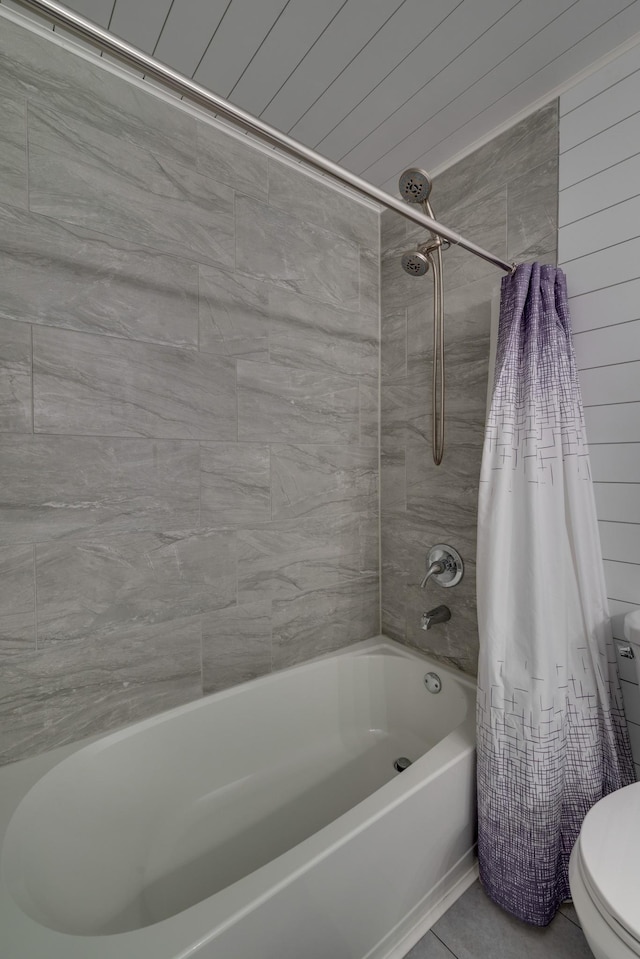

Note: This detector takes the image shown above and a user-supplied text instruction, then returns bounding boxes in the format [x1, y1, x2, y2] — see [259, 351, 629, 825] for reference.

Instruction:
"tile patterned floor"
[404, 881, 593, 959]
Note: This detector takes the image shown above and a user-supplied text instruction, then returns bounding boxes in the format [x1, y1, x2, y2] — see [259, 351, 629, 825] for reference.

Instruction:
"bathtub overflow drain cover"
[424, 672, 442, 693]
[394, 757, 412, 772]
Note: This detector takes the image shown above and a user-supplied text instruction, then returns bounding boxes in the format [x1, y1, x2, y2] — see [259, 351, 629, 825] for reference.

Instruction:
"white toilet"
[569, 610, 640, 959]
[570, 780, 640, 958]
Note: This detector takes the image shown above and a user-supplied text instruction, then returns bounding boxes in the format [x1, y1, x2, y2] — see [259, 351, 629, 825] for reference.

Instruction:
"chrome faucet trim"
[420, 560, 445, 589]
[421, 605, 451, 630]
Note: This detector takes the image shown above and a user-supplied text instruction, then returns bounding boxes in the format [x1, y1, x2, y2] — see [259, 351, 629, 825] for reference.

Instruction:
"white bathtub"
[0, 636, 476, 959]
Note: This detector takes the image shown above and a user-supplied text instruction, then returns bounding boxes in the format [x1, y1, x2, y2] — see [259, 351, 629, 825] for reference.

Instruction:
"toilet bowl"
[569, 607, 640, 959]
[570, 780, 640, 959]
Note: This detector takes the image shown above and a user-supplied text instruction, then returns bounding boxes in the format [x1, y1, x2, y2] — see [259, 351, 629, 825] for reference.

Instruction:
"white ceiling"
[31, 0, 640, 189]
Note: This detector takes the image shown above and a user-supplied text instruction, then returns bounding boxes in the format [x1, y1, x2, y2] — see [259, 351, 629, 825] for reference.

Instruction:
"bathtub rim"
[0, 635, 476, 959]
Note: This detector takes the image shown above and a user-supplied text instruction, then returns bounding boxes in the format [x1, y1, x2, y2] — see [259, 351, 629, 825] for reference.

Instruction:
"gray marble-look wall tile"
[381, 363, 430, 453]
[198, 264, 270, 360]
[439, 409, 489, 448]
[406, 272, 497, 355]
[507, 156, 559, 262]
[267, 287, 378, 378]
[380, 382, 409, 454]
[35, 529, 236, 644]
[0, 545, 35, 650]
[27, 106, 235, 269]
[202, 600, 272, 694]
[404, 581, 479, 679]
[0, 203, 199, 346]
[381, 208, 408, 255]
[359, 511, 380, 576]
[33, 327, 237, 440]
[381, 449, 406, 512]
[432, 100, 559, 215]
[404, 284, 493, 396]
[268, 158, 379, 251]
[405, 440, 482, 543]
[382, 104, 558, 678]
[237, 513, 365, 604]
[236, 196, 359, 311]
[404, 292, 492, 449]
[0, 617, 202, 764]
[272, 575, 379, 670]
[380, 496, 478, 665]
[384, 506, 437, 593]
[400, 332, 490, 446]
[200, 443, 271, 526]
[381, 311, 407, 378]
[196, 121, 268, 200]
[0, 11, 385, 764]
[271, 444, 377, 520]
[381, 558, 406, 641]
[0, 15, 197, 170]
[0, 435, 199, 543]
[237, 360, 359, 445]
[0, 92, 27, 210]
[532, 248, 558, 268]
[407, 186, 507, 295]
[381, 506, 412, 642]
[359, 245, 380, 319]
[0, 317, 31, 432]
[359, 378, 379, 449]
[403, 292, 431, 361]
[381, 248, 422, 314]
[432, 333, 491, 442]
[393, 512, 478, 676]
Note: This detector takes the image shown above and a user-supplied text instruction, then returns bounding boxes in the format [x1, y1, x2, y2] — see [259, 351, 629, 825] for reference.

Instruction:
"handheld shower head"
[399, 167, 433, 205]
[401, 250, 430, 276]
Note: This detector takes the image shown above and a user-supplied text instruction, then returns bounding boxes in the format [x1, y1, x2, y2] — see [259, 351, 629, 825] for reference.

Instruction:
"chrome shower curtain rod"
[13, 0, 515, 274]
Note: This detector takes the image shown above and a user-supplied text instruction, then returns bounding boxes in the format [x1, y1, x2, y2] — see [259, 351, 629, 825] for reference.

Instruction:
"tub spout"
[419, 560, 445, 589]
[421, 605, 451, 630]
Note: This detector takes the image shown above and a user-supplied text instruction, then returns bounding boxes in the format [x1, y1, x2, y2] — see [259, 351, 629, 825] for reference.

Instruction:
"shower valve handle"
[420, 561, 445, 589]
[421, 545, 464, 589]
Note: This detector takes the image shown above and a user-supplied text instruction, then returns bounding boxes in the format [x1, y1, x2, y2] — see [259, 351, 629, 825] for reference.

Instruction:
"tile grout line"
[429, 928, 461, 958]
[378, 211, 383, 634]
[32, 543, 39, 650]
[30, 324, 35, 433]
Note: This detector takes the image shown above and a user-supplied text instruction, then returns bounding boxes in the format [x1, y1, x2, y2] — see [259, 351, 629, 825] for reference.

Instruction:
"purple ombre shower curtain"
[476, 263, 634, 925]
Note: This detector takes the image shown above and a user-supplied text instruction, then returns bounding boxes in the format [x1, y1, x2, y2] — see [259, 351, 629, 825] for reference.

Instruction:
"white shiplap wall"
[559, 44, 640, 779]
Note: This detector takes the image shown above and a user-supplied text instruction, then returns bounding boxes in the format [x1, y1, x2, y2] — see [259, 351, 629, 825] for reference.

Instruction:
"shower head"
[399, 167, 433, 205]
[401, 250, 430, 276]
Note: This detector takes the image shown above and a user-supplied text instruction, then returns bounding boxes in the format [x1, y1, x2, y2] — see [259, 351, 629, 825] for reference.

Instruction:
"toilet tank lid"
[579, 781, 640, 943]
[623, 609, 640, 644]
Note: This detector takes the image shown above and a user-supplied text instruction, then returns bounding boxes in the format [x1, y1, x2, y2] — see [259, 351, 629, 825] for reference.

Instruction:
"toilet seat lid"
[579, 781, 640, 943]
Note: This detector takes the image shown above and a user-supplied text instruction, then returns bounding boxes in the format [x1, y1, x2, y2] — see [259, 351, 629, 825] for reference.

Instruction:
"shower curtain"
[476, 262, 634, 926]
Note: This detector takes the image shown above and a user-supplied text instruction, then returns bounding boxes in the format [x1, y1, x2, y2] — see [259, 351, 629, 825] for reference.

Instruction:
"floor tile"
[559, 902, 582, 928]
[410, 881, 593, 959]
[405, 931, 456, 959]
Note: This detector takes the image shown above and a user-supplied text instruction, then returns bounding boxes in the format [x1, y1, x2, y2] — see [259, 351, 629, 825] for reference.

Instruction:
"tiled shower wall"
[380, 102, 558, 675]
[0, 13, 379, 764]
